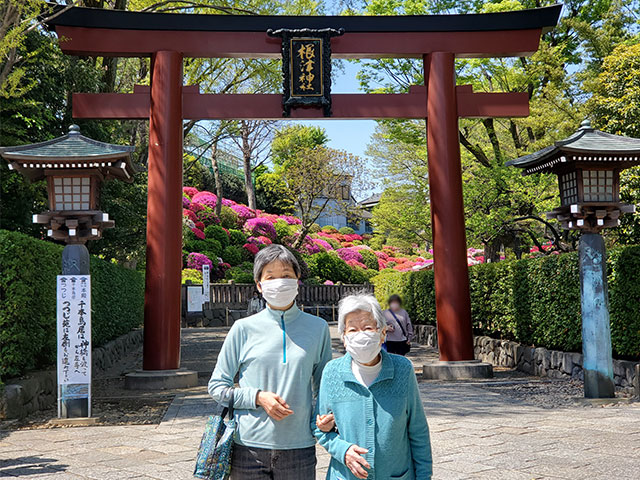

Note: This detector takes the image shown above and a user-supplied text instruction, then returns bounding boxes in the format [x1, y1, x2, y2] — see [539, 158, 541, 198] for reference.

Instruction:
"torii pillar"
[144, 51, 184, 371]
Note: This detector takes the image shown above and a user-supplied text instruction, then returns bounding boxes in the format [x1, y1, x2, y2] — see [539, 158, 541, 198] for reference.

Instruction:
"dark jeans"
[231, 443, 316, 480]
[386, 340, 411, 356]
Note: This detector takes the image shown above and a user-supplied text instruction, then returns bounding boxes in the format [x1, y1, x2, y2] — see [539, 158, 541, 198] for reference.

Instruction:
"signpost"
[202, 264, 210, 302]
[56, 274, 91, 418]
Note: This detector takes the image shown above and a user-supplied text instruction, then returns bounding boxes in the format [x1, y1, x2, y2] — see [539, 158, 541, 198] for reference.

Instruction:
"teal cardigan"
[314, 350, 432, 480]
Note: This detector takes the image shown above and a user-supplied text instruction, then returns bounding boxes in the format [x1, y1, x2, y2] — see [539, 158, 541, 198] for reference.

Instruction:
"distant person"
[315, 293, 432, 479]
[208, 244, 332, 479]
[246, 289, 265, 315]
[382, 294, 414, 356]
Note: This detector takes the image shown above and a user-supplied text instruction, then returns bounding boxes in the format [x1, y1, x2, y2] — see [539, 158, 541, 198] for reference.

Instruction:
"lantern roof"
[505, 120, 640, 175]
[1, 125, 136, 182]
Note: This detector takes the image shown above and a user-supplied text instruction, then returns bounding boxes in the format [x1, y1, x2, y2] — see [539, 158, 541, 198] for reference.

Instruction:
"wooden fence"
[184, 282, 374, 310]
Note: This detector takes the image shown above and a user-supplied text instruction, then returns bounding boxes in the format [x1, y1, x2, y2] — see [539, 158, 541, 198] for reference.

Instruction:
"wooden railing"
[183, 282, 374, 310]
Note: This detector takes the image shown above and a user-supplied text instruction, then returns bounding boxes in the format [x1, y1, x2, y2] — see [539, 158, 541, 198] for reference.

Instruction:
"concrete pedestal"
[124, 369, 198, 390]
[423, 360, 493, 380]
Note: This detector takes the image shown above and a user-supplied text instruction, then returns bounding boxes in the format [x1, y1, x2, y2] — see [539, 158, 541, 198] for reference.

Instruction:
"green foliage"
[271, 125, 328, 167]
[225, 262, 254, 284]
[286, 247, 309, 280]
[204, 225, 230, 249]
[372, 246, 640, 358]
[274, 219, 295, 241]
[221, 245, 244, 266]
[202, 238, 223, 260]
[255, 171, 295, 214]
[228, 229, 247, 246]
[338, 227, 355, 235]
[309, 223, 321, 233]
[306, 251, 352, 284]
[359, 249, 380, 271]
[367, 234, 386, 251]
[182, 268, 203, 284]
[218, 206, 239, 229]
[0, 229, 144, 381]
[321, 225, 338, 233]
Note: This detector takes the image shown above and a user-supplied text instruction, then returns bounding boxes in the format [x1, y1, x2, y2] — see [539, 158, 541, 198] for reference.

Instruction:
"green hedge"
[0, 229, 145, 381]
[372, 246, 640, 358]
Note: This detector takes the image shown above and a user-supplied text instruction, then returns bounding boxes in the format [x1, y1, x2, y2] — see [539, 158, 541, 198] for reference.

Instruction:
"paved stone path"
[1, 327, 639, 479]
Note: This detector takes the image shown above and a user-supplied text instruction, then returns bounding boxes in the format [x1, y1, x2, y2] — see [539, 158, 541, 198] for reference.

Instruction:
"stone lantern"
[506, 119, 640, 399]
[1, 124, 136, 243]
[1, 125, 135, 419]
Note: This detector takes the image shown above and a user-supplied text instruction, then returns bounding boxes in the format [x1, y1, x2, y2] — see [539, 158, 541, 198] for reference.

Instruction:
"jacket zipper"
[281, 312, 287, 363]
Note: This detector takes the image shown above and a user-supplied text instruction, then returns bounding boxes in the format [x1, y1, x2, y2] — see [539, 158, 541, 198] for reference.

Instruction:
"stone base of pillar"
[48, 417, 98, 426]
[124, 369, 198, 390]
[573, 396, 633, 406]
[423, 360, 493, 380]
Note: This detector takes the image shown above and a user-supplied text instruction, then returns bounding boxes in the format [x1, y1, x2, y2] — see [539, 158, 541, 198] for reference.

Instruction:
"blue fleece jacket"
[315, 350, 432, 480]
[208, 303, 332, 450]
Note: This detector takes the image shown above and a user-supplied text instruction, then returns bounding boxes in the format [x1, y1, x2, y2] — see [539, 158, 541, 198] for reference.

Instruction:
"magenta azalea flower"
[243, 243, 260, 256]
[182, 196, 191, 209]
[346, 259, 367, 269]
[186, 252, 213, 270]
[244, 217, 277, 240]
[183, 209, 198, 222]
[323, 280, 334, 285]
[183, 187, 199, 199]
[231, 204, 256, 223]
[337, 248, 363, 263]
[189, 202, 205, 213]
[312, 238, 333, 251]
[191, 227, 205, 240]
[191, 192, 218, 210]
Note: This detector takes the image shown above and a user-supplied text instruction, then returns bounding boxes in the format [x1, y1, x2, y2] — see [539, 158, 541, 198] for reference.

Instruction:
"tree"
[587, 40, 640, 245]
[282, 146, 370, 248]
[356, 0, 639, 258]
[231, 120, 278, 210]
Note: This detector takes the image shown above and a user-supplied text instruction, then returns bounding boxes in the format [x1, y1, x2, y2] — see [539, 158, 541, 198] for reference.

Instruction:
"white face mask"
[259, 278, 298, 308]
[389, 302, 400, 311]
[344, 330, 383, 364]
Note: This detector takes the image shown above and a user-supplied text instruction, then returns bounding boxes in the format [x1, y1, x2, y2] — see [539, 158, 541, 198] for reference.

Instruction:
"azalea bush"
[179, 186, 529, 285]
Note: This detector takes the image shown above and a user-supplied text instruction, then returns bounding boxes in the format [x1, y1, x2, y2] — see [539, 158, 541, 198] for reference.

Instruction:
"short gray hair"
[253, 244, 301, 282]
[337, 293, 386, 335]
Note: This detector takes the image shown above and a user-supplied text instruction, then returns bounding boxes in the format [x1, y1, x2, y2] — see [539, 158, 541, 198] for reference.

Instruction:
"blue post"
[578, 233, 615, 398]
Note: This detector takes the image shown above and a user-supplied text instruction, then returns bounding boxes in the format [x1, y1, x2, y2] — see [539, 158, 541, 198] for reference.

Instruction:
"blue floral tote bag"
[194, 389, 236, 479]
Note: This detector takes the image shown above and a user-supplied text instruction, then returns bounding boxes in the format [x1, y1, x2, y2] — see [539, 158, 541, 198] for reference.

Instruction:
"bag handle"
[221, 388, 235, 420]
[389, 309, 408, 339]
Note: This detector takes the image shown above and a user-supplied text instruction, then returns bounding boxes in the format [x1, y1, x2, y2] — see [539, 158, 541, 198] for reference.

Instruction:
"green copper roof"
[0, 125, 134, 161]
[505, 120, 640, 174]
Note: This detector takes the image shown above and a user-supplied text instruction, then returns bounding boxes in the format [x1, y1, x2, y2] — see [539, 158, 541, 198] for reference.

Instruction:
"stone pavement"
[1, 327, 639, 479]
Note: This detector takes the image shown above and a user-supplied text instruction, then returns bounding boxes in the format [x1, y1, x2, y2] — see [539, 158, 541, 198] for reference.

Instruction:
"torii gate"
[46, 5, 561, 373]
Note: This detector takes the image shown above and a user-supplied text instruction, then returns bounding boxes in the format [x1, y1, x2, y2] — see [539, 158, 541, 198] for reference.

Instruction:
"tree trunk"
[484, 239, 501, 263]
[211, 142, 223, 216]
[241, 122, 257, 210]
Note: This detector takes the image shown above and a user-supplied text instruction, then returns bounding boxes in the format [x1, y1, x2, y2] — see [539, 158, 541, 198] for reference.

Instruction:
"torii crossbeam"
[46, 5, 561, 371]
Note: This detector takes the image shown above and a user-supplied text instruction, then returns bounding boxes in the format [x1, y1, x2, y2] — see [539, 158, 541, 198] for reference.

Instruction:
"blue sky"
[297, 61, 381, 199]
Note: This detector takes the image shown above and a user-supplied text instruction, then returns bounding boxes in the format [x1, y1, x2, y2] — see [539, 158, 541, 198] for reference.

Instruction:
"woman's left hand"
[316, 413, 335, 432]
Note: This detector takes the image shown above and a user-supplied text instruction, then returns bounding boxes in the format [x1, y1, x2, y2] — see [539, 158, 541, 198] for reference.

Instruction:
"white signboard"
[202, 264, 210, 302]
[57, 275, 91, 385]
[187, 285, 204, 312]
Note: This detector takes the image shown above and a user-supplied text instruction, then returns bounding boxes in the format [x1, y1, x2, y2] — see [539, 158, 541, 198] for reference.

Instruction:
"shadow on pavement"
[0, 455, 67, 477]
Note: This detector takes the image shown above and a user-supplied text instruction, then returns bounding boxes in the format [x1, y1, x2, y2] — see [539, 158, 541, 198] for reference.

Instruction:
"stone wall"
[414, 325, 638, 392]
[1, 329, 143, 420]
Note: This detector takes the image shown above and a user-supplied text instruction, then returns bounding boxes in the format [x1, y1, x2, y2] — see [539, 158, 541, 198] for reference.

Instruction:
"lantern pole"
[578, 232, 615, 398]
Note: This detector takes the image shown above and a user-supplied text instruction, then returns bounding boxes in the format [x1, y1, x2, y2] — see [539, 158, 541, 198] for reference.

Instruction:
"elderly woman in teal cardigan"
[315, 294, 432, 480]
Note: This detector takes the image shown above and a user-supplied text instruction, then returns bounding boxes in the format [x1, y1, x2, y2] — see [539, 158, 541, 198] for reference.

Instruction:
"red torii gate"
[47, 5, 561, 372]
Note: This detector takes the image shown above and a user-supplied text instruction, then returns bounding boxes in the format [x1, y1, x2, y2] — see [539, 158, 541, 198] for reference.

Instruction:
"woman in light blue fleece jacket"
[315, 294, 432, 480]
[208, 245, 333, 479]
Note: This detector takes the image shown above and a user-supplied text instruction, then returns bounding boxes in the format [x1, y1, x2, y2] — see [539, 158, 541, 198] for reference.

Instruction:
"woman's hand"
[256, 391, 293, 421]
[344, 444, 370, 479]
[386, 322, 395, 332]
[316, 413, 335, 432]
